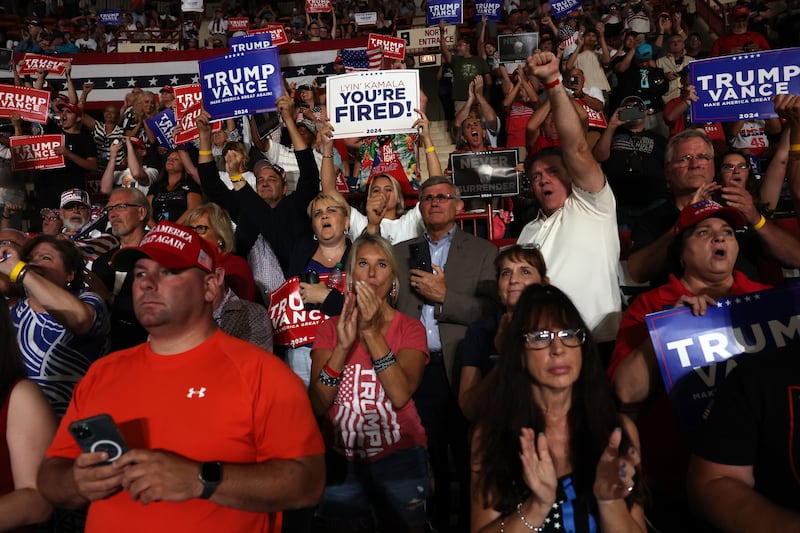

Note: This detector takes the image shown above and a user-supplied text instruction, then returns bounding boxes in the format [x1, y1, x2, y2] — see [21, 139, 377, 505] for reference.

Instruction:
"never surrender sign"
[18, 54, 71, 76]
[450, 149, 519, 198]
[10, 134, 65, 171]
[0, 85, 50, 123]
[690, 47, 800, 122]
[646, 283, 800, 430]
[427, 0, 463, 25]
[199, 47, 283, 120]
[327, 70, 420, 138]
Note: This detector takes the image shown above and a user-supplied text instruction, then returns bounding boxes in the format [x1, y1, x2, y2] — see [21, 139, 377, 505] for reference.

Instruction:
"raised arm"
[527, 51, 603, 192]
[438, 20, 452, 64]
[78, 82, 97, 129]
[99, 140, 124, 195]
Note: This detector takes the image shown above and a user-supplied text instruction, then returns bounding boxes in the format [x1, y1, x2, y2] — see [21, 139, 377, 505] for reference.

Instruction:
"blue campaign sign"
[427, 0, 463, 25]
[550, 0, 582, 19]
[198, 48, 283, 121]
[646, 283, 800, 432]
[474, 0, 502, 21]
[690, 47, 800, 122]
[98, 10, 121, 25]
[146, 108, 176, 148]
[228, 32, 272, 54]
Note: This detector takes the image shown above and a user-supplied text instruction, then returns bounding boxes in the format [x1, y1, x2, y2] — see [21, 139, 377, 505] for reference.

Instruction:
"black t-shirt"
[93, 246, 148, 351]
[602, 128, 668, 208]
[34, 129, 97, 211]
[693, 347, 800, 513]
[147, 179, 201, 222]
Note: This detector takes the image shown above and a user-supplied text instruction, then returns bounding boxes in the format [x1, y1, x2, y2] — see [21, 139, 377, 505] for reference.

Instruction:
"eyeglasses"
[189, 225, 209, 235]
[672, 154, 713, 166]
[522, 328, 586, 349]
[104, 203, 142, 214]
[62, 204, 89, 212]
[721, 162, 750, 171]
[0, 239, 23, 247]
[420, 194, 456, 204]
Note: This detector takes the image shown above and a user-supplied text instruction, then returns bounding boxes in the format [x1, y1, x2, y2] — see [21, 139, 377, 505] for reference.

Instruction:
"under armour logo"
[187, 387, 206, 398]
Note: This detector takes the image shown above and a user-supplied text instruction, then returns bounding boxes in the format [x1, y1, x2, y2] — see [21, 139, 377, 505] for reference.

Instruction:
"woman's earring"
[390, 281, 397, 299]
[313, 234, 318, 241]
[217, 240, 225, 250]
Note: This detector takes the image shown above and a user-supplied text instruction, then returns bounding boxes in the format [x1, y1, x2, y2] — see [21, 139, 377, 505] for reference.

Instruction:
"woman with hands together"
[309, 234, 430, 531]
[471, 285, 645, 533]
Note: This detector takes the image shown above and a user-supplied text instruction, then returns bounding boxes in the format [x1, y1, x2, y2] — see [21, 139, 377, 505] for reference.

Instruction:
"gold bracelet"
[198, 149, 212, 156]
[426, 146, 436, 153]
[752, 215, 767, 231]
[9, 261, 27, 283]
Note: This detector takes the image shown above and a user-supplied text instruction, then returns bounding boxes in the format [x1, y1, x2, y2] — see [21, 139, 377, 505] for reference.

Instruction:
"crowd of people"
[0, 0, 799, 532]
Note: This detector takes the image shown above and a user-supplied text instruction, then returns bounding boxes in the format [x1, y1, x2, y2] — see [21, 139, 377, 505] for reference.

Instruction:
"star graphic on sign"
[296, 66, 306, 75]
[169, 75, 179, 85]
[745, 296, 751, 302]
[62, 82, 69, 90]
[148, 77, 158, 86]
[127, 78, 137, 87]
[725, 300, 731, 306]
[191, 74, 199, 83]
[754, 294, 760, 300]
[105, 79, 116, 88]
[717, 301, 724, 308]
[317, 65, 325, 73]
[735, 297, 742, 304]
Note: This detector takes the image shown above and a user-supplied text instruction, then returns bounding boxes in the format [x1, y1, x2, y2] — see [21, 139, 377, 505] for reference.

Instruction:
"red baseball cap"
[160, 85, 174, 94]
[56, 102, 83, 117]
[112, 221, 217, 273]
[672, 200, 746, 236]
[732, 5, 750, 19]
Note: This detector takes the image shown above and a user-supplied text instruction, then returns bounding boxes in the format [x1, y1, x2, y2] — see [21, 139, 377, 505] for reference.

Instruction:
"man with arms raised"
[517, 50, 621, 353]
[37, 222, 325, 532]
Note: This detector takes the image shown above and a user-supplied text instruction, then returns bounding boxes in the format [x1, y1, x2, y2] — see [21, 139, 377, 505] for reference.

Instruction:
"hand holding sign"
[674, 294, 717, 317]
[774, 93, 800, 124]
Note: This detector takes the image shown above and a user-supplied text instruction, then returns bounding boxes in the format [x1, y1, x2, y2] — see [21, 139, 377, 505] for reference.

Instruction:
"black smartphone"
[409, 243, 433, 273]
[619, 106, 644, 122]
[69, 414, 129, 465]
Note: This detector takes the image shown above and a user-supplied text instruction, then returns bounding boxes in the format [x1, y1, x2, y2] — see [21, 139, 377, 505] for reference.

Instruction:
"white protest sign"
[326, 70, 420, 139]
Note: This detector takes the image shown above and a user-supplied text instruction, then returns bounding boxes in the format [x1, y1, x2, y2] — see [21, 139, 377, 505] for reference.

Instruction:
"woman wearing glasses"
[471, 284, 645, 533]
[608, 200, 771, 531]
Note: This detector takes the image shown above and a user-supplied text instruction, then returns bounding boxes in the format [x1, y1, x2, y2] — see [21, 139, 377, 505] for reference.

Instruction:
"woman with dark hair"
[0, 296, 56, 531]
[146, 148, 201, 225]
[459, 245, 548, 420]
[309, 233, 430, 530]
[472, 284, 645, 533]
[0, 236, 110, 416]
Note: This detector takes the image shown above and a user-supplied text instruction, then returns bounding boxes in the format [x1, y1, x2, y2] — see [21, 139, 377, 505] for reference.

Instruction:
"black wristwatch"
[198, 461, 222, 499]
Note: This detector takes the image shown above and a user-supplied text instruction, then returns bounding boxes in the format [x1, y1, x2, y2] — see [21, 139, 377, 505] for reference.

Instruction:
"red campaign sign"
[9, 134, 65, 171]
[269, 276, 333, 347]
[581, 101, 608, 129]
[173, 83, 203, 122]
[247, 24, 289, 46]
[306, 0, 332, 13]
[17, 53, 72, 76]
[0, 85, 51, 123]
[367, 33, 406, 60]
[173, 101, 221, 145]
[228, 17, 250, 31]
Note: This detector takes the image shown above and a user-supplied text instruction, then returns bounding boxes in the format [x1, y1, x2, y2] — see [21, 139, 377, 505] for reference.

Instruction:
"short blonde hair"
[306, 191, 351, 220]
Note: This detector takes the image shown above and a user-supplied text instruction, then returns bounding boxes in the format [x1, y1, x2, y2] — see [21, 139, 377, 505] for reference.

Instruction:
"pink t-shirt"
[314, 311, 429, 461]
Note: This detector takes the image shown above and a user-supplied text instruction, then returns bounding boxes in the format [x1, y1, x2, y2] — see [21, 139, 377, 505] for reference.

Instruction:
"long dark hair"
[471, 285, 642, 513]
[155, 148, 190, 187]
[0, 296, 26, 401]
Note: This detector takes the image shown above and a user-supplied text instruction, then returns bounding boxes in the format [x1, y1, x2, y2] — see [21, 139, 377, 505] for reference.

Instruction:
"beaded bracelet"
[373, 349, 397, 373]
[516, 503, 544, 532]
[318, 366, 341, 387]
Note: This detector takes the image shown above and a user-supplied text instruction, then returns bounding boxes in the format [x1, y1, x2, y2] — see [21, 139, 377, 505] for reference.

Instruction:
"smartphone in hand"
[69, 414, 129, 465]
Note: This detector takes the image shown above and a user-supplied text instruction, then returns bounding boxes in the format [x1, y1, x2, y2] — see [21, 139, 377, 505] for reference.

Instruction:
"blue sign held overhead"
[550, 0, 582, 19]
[474, 0, 502, 21]
[98, 10, 121, 25]
[690, 47, 800, 123]
[228, 32, 273, 54]
[198, 47, 283, 121]
[146, 108, 176, 149]
[427, 0, 463, 25]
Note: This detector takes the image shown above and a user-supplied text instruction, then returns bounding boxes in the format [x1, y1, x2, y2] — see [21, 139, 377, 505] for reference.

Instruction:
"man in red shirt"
[711, 5, 770, 56]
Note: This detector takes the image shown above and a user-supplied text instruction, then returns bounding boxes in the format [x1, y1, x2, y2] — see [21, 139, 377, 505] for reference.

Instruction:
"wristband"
[9, 261, 27, 283]
[789, 144, 800, 153]
[198, 150, 212, 156]
[373, 349, 397, 373]
[544, 78, 560, 89]
[229, 174, 244, 182]
[318, 366, 341, 387]
[322, 154, 334, 159]
[323, 363, 341, 378]
[426, 146, 436, 153]
[752, 215, 767, 231]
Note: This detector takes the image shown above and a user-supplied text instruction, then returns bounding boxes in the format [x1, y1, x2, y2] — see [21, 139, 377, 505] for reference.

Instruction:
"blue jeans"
[316, 446, 431, 528]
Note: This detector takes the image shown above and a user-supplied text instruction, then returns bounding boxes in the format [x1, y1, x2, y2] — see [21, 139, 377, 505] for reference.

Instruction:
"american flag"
[340, 48, 383, 71]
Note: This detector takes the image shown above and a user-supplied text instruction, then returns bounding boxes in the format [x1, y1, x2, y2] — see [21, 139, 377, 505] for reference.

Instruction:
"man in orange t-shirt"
[37, 222, 325, 533]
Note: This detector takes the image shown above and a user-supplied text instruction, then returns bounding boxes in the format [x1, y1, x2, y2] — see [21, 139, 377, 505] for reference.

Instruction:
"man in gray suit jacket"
[394, 175, 497, 531]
